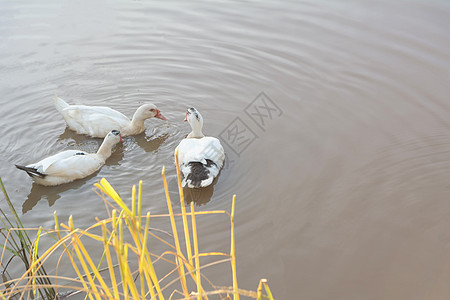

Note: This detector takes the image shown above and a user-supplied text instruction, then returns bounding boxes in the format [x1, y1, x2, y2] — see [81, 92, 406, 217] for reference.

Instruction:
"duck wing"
[178, 137, 224, 165]
[62, 105, 130, 137]
[17, 150, 87, 177]
[43, 151, 103, 177]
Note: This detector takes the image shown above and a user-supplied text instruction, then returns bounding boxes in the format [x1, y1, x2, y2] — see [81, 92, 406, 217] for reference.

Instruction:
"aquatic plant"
[0, 154, 274, 299]
[0, 177, 56, 299]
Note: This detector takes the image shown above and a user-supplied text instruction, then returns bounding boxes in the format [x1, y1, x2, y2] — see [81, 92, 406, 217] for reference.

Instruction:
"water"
[1, 0, 450, 298]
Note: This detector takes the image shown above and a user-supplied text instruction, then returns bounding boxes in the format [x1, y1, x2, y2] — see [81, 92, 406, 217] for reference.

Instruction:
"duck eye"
[150, 108, 155, 112]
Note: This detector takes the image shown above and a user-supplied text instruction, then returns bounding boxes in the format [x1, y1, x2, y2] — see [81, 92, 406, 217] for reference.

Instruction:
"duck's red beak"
[120, 134, 123, 143]
[155, 110, 167, 121]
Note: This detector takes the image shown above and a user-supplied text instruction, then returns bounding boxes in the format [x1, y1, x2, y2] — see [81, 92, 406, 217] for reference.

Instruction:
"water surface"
[1, 0, 450, 298]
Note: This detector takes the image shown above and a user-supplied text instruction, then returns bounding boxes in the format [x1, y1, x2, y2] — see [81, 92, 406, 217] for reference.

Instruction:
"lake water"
[1, 0, 450, 299]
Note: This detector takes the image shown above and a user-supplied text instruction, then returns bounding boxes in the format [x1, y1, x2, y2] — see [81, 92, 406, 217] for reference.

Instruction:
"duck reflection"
[183, 176, 219, 206]
[131, 132, 169, 152]
[58, 126, 169, 154]
[104, 143, 125, 166]
[22, 173, 97, 214]
[57, 126, 89, 145]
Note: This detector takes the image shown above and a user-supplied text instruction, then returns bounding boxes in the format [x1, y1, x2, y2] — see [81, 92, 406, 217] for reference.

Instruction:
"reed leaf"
[101, 222, 120, 299]
[31, 226, 42, 297]
[0, 165, 274, 300]
[230, 194, 239, 300]
[175, 149, 194, 267]
[162, 165, 190, 298]
[190, 202, 201, 300]
[0, 177, 56, 299]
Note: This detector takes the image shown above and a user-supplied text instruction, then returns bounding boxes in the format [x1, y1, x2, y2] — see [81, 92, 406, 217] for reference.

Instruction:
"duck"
[15, 130, 123, 186]
[175, 107, 225, 188]
[53, 96, 167, 138]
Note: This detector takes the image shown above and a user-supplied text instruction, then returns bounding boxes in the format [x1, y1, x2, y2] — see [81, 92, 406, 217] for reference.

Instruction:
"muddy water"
[2, 0, 450, 298]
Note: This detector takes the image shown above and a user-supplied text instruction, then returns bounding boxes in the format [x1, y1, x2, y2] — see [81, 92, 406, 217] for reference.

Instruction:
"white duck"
[175, 107, 225, 188]
[15, 130, 123, 186]
[53, 97, 167, 138]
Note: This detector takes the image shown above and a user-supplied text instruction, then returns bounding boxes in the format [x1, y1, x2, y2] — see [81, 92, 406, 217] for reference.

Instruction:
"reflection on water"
[22, 174, 98, 214]
[57, 126, 89, 144]
[104, 144, 125, 167]
[183, 180, 216, 206]
[131, 132, 170, 153]
[1, 0, 450, 299]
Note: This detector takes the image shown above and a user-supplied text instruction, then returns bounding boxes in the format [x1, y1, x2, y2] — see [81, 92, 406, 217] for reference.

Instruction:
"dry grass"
[0, 152, 274, 299]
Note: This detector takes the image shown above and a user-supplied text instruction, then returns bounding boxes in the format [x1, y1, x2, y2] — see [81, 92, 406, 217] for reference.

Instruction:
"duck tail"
[53, 96, 69, 113]
[15, 165, 46, 178]
[181, 160, 217, 188]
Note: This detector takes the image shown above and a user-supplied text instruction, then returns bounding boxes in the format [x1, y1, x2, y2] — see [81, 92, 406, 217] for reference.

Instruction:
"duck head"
[97, 129, 123, 159]
[102, 129, 123, 148]
[185, 107, 204, 138]
[134, 104, 167, 121]
[110, 129, 123, 143]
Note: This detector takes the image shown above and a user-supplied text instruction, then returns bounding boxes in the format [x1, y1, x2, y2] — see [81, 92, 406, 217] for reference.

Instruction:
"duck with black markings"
[175, 107, 225, 188]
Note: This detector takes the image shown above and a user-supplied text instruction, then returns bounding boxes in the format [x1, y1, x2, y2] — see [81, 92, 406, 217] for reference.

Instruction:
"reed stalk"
[0, 177, 56, 299]
[162, 166, 190, 298]
[190, 201, 201, 300]
[230, 194, 239, 300]
[175, 149, 194, 268]
[0, 165, 274, 299]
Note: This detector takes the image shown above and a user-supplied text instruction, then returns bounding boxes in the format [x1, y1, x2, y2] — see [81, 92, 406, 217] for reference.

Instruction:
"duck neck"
[97, 141, 114, 160]
[187, 128, 204, 138]
[187, 119, 204, 138]
[129, 113, 146, 134]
